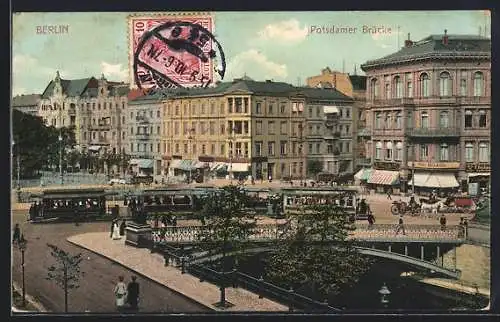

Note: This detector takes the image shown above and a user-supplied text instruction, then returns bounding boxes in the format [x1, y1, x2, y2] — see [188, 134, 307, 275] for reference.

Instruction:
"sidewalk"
[67, 232, 288, 312]
[416, 277, 490, 297]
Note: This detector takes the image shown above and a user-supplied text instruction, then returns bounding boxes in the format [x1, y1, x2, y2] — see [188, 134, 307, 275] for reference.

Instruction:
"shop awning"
[169, 159, 182, 169]
[323, 105, 339, 114]
[367, 170, 400, 185]
[129, 158, 153, 168]
[410, 172, 459, 188]
[354, 168, 372, 181]
[210, 162, 227, 171]
[88, 145, 102, 151]
[229, 163, 250, 172]
[468, 173, 490, 178]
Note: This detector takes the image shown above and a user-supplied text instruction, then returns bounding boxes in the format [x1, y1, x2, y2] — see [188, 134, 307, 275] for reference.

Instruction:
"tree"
[46, 244, 85, 312]
[307, 160, 323, 177]
[196, 185, 257, 307]
[265, 199, 373, 302]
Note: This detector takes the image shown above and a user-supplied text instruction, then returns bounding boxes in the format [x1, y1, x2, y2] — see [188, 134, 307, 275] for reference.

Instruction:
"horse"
[420, 200, 445, 214]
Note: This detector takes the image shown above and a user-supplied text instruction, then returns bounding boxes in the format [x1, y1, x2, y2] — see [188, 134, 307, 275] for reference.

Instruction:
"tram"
[279, 187, 361, 221]
[28, 188, 116, 222]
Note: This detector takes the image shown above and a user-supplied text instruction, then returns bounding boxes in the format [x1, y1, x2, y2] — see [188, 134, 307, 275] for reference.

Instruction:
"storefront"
[168, 159, 206, 178]
[367, 169, 400, 193]
[354, 168, 372, 184]
[466, 162, 490, 191]
[129, 158, 154, 176]
[409, 171, 460, 194]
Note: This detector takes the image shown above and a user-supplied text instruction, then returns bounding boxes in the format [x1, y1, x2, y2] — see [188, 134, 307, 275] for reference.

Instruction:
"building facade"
[12, 94, 41, 116]
[38, 72, 130, 155]
[360, 31, 491, 193]
[126, 79, 354, 181]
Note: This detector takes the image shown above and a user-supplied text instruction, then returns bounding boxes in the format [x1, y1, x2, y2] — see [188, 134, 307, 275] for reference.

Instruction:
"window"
[255, 142, 262, 156]
[157, 143, 161, 153]
[421, 111, 429, 128]
[309, 143, 313, 154]
[395, 112, 402, 129]
[202, 144, 206, 155]
[268, 141, 275, 155]
[345, 108, 350, 118]
[375, 112, 382, 129]
[130, 143, 134, 152]
[256, 103, 262, 114]
[346, 142, 350, 153]
[371, 78, 379, 99]
[280, 104, 286, 114]
[420, 144, 429, 159]
[465, 142, 474, 162]
[280, 121, 287, 134]
[407, 112, 413, 128]
[479, 142, 489, 162]
[385, 141, 393, 160]
[394, 76, 403, 98]
[268, 121, 275, 134]
[220, 123, 225, 135]
[184, 144, 188, 154]
[439, 72, 452, 96]
[375, 142, 382, 160]
[439, 111, 449, 128]
[465, 110, 473, 128]
[395, 142, 403, 160]
[385, 83, 391, 99]
[157, 126, 161, 134]
[406, 73, 413, 98]
[316, 143, 321, 154]
[384, 113, 392, 129]
[460, 78, 467, 96]
[479, 110, 487, 128]
[211, 144, 215, 155]
[474, 72, 484, 96]
[420, 73, 430, 97]
[280, 141, 287, 155]
[210, 103, 215, 115]
[256, 121, 263, 135]
[201, 103, 205, 114]
[268, 103, 274, 115]
[221, 144, 225, 155]
[440, 144, 449, 161]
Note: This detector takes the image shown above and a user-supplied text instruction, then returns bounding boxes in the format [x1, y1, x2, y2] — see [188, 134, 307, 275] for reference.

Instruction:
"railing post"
[388, 245, 392, 253]
[404, 244, 408, 256]
[258, 276, 264, 298]
[436, 245, 440, 266]
[164, 253, 170, 266]
[288, 287, 294, 312]
[181, 256, 186, 274]
[420, 245, 425, 261]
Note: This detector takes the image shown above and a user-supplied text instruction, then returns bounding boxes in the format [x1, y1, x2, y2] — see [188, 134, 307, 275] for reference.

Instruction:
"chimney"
[404, 33, 413, 48]
[442, 29, 449, 45]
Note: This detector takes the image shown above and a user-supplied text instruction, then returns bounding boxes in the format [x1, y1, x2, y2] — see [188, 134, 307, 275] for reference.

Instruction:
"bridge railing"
[151, 223, 466, 243]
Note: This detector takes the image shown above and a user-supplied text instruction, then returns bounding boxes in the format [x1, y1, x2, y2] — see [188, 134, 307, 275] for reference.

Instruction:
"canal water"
[207, 252, 489, 311]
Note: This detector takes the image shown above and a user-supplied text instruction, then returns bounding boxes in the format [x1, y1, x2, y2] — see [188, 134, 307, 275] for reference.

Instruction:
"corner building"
[154, 78, 354, 180]
[360, 32, 491, 193]
[38, 72, 130, 155]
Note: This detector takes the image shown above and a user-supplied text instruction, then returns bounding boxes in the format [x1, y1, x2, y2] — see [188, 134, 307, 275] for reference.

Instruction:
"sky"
[12, 10, 491, 95]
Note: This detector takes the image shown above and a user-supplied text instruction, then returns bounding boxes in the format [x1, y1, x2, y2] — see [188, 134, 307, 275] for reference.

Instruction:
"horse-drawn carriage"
[391, 194, 479, 216]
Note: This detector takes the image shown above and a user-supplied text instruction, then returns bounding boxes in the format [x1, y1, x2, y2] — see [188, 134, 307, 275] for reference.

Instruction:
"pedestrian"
[13, 223, 21, 244]
[387, 189, 392, 200]
[113, 276, 127, 311]
[112, 220, 121, 240]
[120, 220, 126, 236]
[110, 219, 115, 238]
[439, 214, 447, 231]
[395, 215, 406, 235]
[126, 276, 140, 311]
[367, 211, 375, 229]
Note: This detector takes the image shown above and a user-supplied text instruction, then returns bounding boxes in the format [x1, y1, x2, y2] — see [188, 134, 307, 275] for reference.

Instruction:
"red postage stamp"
[128, 14, 225, 89]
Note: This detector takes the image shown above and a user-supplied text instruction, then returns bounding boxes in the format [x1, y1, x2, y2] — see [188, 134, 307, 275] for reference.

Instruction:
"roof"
[41, 76, 130, 99]
[12, 94, 41, 107]
[130, 79, 353, 102]
[348, 75, 367, 91]
[361, 34, 491, 69]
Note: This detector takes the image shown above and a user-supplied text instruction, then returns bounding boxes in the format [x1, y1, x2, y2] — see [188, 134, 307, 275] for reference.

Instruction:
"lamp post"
[411, 144, 415, 194]
[18, 235, 28, 308]
[378, 283, 391, 308]
[187, 128, 195, 184]
[59, 133, 64, 185]
[12, 140, 21, 190]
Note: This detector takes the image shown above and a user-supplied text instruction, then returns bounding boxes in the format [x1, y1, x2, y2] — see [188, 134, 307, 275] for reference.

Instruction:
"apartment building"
[360, 31, 491, 192]
[38, 72, 130, 155]
[127, 78, 354, 180]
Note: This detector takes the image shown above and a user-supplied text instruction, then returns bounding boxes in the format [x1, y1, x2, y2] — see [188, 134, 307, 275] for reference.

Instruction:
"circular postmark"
[133, 21, 226, 90]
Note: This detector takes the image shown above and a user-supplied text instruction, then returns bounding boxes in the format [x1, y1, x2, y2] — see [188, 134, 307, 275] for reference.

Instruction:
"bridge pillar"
[453, 247, 457, 271]
[420, 245, 424, 261]
[404, 245, 408, 256]
[388, 245, 392, 253]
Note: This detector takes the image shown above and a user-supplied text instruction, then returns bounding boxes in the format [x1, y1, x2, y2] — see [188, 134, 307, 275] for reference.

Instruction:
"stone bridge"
[151, 224, 466, 279]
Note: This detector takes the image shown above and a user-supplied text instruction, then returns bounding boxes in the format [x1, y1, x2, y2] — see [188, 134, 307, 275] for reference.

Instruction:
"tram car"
[279, 186, 360, 221]
[28, 188, 117, 223]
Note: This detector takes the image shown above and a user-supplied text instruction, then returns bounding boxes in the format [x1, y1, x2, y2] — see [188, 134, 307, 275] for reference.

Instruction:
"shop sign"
[373, 161, 400, 171]
[407, 161, 460, 169]
[465, 162, 490, 172]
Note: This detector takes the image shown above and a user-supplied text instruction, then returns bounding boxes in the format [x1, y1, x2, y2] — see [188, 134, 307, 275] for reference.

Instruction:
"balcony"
[406, 127, 460, 138]
[368, 97, 415, 107]
[136, 115, 150, 123]
[88, 123, 111, 131]
[357, 128, 372, 137]
[457, 96, 490, 105]
[135, 132, 151, 140]
[68, 107, 76, 116]
[357, 158, 372, 167]
[372, 128, 405, 137]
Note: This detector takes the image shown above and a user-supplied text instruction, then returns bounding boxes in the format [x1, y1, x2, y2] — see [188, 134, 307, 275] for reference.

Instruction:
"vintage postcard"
[11, 11, 491, 314]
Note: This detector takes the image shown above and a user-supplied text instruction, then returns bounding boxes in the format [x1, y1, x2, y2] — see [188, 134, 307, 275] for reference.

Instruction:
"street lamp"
[12, 140, 20, 190]
[228, 127, 236, 185]
[59, 133, 64, 185]
[378, 283, 391, 308]
[17, 234, 28, 307]
[187, 128, 195, 184]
